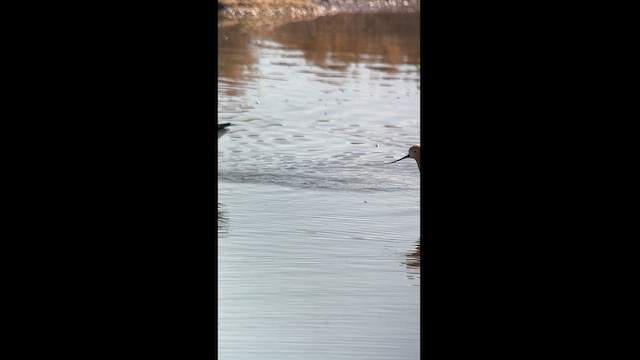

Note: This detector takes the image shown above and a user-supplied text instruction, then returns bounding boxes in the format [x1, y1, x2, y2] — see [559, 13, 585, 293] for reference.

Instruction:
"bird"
[218, 123, 233, 139]
[387, 144, 421, 172]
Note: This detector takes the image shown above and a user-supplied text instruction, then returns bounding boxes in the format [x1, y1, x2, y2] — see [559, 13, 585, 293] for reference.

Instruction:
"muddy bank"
[218, 0, 420, 19]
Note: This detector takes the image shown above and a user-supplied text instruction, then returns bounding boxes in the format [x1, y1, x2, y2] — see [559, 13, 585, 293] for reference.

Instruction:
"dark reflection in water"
[271, 13, 420, 71]
[217, 28, 258, 98]
[217, 202, 228, 236]
[405, 238, 420, 280]
[218, 11, 420, 97]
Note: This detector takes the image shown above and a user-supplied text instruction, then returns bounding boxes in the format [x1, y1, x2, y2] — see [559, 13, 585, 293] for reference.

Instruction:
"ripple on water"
[219, 11, 420, 360]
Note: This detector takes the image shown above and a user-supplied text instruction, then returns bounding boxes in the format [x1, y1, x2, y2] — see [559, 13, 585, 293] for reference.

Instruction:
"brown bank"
[219, 0, 420, 18]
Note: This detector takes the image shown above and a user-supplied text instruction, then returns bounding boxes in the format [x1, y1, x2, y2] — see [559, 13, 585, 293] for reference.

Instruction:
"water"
[218, 11, 420, 360]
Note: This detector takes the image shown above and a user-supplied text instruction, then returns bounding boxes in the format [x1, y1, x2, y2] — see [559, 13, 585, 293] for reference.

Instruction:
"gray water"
[218, 11, 420, 359]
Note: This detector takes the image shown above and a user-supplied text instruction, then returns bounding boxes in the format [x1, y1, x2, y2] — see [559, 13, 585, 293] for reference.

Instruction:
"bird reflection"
[218, 123, 233, 139]
[405, 237, 420, 280]
[218, 202, 229, 236]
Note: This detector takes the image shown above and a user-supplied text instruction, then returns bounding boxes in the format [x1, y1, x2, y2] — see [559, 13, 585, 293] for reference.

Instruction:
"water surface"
[218, 11, 420, 359]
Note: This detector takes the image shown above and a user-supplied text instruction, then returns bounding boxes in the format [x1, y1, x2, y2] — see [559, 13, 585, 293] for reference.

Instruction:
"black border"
[15, 0, 612, 358]
[29, 2, 219, 357]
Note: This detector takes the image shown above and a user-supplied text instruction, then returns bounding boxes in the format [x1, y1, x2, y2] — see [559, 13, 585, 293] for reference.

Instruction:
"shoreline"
[218, 0, 420, 19]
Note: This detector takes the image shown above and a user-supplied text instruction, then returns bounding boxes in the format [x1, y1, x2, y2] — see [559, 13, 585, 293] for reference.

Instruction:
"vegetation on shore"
[219, 0, 420, 19]
[219, 0, 325, 18]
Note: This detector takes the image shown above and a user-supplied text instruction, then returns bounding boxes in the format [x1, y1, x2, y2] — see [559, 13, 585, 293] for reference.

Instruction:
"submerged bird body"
[388, 144, 421, 172]
[218, 123, 233, 139]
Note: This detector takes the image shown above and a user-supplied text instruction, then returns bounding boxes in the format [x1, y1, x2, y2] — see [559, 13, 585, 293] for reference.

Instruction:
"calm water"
[218, 11, 420, 360]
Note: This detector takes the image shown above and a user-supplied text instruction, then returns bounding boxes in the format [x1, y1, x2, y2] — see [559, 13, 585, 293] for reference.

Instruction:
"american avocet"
[218, 123, 233, 139]
[387, 144, 421, 172]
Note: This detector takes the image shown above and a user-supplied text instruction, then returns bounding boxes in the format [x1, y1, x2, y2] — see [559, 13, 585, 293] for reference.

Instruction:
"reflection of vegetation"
[272, 12, 420, 70]
[218, 11, 420, 84]
[217, 22, 259, 97]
